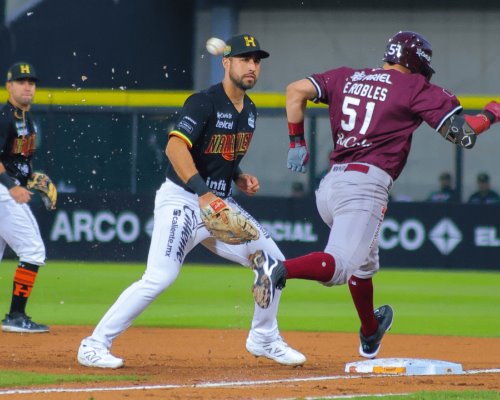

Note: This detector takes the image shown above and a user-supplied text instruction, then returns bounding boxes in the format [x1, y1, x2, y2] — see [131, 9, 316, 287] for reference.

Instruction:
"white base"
[345, 358, 463, 376]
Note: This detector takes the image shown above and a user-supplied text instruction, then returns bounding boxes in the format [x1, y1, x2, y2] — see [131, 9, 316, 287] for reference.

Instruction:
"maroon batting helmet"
[383, 31, 435, 81]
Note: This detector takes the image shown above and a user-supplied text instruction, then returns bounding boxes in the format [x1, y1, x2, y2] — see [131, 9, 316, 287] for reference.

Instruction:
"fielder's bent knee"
[19, 244, 46, 266]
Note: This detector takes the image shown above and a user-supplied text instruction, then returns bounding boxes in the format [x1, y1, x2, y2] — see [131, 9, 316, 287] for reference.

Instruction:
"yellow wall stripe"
[0, 89, 497, 110]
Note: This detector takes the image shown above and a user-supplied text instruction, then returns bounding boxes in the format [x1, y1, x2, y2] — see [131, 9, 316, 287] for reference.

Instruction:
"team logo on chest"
[11, 118, 37, 155]
[205, 132, 253, 161]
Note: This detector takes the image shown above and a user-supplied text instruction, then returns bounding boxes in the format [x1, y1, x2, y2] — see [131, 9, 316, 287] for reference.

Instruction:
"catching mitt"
[200, 198, 259, 245]
[27, 172, 57, 210]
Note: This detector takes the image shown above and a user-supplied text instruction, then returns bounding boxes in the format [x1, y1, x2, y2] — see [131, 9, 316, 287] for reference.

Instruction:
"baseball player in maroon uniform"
[251, 31, 500, 359]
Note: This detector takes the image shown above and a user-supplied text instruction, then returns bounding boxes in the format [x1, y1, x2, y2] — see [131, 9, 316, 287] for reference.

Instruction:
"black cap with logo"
[6, 62, 39, 82]
[223, 34, 270, 59]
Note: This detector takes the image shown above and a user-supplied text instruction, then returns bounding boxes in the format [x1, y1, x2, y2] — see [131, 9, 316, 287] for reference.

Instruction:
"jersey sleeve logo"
[176, 116, 196, 134]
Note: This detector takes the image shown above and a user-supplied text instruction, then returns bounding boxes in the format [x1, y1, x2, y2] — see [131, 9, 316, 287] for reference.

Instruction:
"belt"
[345, 163, 370, 174]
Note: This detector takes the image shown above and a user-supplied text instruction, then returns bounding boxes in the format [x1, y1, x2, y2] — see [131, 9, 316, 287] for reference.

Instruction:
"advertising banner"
[30, 194, 500, 270]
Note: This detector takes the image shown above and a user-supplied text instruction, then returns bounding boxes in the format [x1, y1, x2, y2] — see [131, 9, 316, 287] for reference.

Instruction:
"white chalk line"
[0, 368, 498, 396]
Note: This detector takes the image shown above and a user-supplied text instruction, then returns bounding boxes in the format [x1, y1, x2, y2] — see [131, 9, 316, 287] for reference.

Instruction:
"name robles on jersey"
[343, 83, 388, 102]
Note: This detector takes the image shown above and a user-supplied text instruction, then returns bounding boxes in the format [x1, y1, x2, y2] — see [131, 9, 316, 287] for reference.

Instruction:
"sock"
[9, 262, 40, 315]
[348, 276, 378, 337]
[283, 252, 335, 282]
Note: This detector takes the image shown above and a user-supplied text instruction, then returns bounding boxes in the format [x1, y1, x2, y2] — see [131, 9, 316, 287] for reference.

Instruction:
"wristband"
[288, 121, 305, 136]
[0, 172, 16, 190]
[288, 121, 306, 144]
[186, 173, 210, 196]
[464, 114, 490, 135]
[232, 167, 243, 182]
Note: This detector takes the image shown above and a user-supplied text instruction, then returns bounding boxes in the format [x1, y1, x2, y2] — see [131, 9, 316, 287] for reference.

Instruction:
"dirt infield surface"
[0, 326, 499, 399]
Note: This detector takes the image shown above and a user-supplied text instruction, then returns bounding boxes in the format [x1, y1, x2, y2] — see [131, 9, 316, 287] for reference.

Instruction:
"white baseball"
[206, 37, 226, 56]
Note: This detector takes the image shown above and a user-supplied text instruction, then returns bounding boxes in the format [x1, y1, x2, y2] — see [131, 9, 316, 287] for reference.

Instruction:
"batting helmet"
[383, 31, 435, 81]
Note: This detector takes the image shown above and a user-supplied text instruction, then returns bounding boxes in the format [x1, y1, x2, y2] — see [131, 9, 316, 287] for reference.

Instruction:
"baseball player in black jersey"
[0, 62, 49, 333]
[78, 34, 306, 368]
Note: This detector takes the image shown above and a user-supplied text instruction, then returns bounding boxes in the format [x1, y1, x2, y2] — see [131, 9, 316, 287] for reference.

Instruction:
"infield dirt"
[0, 326, 499, 399]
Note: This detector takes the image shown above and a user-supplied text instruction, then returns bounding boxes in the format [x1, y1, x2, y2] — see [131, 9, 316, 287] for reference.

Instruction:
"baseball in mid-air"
[206, 37, 226, 55]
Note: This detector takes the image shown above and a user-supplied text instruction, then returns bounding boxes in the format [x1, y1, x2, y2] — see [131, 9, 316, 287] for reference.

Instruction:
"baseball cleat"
[249, 250, 287, 309]
[358, 304, 394, 359]
[1, 312, 49, 333]
[246, 335, 306, 366]
[77, 341, 124, 369]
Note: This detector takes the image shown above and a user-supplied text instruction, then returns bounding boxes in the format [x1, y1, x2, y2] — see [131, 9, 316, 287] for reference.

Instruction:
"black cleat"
[250, 250, 287, 309]
[359, 305, 393, 359]
[2, 312, 49, 333]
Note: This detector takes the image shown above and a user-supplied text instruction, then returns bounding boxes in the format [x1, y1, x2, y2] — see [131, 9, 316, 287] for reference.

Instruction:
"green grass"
[0, 370, 137, 387]
[0, 260, 498, 336]
[0, 262, 498, 392]
[343, 391, 500, 399]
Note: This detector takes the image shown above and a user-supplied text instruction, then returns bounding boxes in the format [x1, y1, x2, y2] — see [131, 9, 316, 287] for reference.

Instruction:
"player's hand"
[198, 191, 219, 210]
[483, 101, 500, 124]
[9, 186, 33, 204]
[235, 174, 260, 196]
[287, 144, 310, 173]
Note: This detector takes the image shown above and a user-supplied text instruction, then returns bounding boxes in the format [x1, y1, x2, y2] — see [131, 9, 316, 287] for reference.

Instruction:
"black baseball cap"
[223, 34, 270, 59]
[6, 62, 38, 82]
[439, 172, 451, 180]
[477, 172, 490, 183]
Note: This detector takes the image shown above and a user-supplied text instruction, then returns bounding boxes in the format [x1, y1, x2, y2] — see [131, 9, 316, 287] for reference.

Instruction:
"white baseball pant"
[88, 178, 284, 349]
[0, 185, 45, 265]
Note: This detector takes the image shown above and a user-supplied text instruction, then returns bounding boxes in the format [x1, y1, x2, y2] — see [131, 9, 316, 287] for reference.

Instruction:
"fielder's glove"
[200, 198, 260, 245]
[27, 172, 57, 210]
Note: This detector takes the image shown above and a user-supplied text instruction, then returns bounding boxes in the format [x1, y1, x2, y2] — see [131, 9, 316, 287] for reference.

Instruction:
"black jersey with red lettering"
[167, 83, 256, 198]
[0, 101, 37, 186]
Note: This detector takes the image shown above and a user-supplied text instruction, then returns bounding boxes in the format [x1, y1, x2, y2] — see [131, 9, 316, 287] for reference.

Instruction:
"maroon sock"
[283, 252, 335, 282]
[348, 276, 378, 337]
